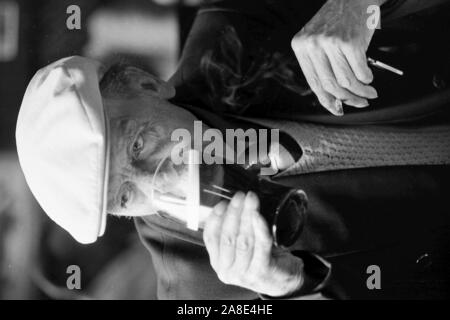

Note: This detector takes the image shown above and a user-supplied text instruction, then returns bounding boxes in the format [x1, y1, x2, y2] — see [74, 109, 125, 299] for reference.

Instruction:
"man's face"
[105, 91, 198, 217]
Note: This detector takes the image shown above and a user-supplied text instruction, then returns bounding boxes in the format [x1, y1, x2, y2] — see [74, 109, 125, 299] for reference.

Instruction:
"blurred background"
[0, 0, 209, 300]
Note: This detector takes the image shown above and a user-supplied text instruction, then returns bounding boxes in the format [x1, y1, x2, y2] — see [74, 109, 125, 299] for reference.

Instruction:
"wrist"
[261, 257, 305, 298]
[259, 276, 304, 300]
[259, 252, 332, 300]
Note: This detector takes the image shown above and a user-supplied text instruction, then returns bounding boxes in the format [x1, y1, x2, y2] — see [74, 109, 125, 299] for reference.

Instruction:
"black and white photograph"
[1, 0, 450, 304]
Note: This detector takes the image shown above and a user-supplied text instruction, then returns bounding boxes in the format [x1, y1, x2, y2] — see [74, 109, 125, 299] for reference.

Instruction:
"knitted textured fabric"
[248, 118, 450, 176]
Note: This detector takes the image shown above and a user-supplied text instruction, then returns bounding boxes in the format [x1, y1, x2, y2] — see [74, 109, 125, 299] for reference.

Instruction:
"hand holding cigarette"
[291, 0, 390, 116]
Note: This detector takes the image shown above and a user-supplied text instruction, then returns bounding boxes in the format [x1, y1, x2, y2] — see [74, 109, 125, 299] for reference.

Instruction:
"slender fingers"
[296, 52, 340, 115]
[217, 192, 245, 271]
[230, 191, 259, 274]
[308, 48, 369, 108]
[248, 206, 273, 274]
[326, 47, 378, 101]
[203, 200, 228, 269]
[341, 45, 374, 85]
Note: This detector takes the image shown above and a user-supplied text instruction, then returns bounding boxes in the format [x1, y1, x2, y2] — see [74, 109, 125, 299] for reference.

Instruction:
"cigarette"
[368, 57, 404, 76]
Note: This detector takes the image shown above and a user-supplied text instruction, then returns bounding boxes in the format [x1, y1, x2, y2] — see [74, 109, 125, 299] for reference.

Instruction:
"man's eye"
[132, 134, 144, 160]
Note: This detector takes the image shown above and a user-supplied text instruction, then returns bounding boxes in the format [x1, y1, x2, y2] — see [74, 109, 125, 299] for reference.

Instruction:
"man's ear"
[123, 66, 176, 99]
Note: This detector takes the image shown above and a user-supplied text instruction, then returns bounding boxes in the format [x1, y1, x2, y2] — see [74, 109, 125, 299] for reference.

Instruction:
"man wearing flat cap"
[16, 0, 450, 299]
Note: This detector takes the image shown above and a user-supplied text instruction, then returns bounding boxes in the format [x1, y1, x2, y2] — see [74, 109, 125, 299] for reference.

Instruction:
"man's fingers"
[341, 45, 374, 84]
[248, 209, 273, 274]
[326, 48, 378, 102]
[296, 52, 341, 115]
[203, 200, 228, 269]
[218, 192, 245, 271]
[231, 192, 259, 274]
[308, 49, 369, 108]
[203, 200, 228, 268]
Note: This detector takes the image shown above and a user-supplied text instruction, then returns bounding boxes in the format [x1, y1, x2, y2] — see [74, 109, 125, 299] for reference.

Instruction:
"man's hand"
[203, 191, 305, 297]
[291, 0, 385, 115]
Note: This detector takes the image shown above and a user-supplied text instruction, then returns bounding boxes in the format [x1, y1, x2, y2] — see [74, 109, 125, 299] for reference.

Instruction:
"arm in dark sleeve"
[258, 251, 336, 300]
[258, 251, 369, 300]
[258, 165, 450, 300]
[382, 0, 450, 21]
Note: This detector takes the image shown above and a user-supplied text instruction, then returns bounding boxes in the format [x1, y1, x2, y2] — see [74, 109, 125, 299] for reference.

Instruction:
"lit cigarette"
[368, 57, 403, 76]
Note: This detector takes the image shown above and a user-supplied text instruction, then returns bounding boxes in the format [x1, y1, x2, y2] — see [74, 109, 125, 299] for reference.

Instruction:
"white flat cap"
[16, 56, 109, 244]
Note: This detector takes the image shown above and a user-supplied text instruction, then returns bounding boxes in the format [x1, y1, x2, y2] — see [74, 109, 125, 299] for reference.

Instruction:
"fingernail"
[245, 191, 259, 209]
[213, 201, 227, 216]
[246, 191, 257, 200]
[334, 99, 344, 116]
[359, 99, 369, 108]
[231, 191, 245, 208]
[369, 88, 378, 99]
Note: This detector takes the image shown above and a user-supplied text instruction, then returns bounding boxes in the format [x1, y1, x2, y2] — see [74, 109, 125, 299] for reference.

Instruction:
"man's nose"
[133, 158, 159, 176]
[132, 170, 155, 197]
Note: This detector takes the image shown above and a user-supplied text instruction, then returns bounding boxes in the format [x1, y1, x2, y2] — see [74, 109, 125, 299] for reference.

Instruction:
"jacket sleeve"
[382, 0, 449, 22]
[258, 251, 337, 300]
